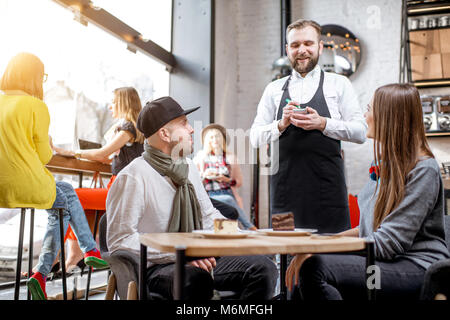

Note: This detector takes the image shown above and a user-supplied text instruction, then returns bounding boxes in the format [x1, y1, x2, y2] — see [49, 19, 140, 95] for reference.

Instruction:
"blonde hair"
[0, 52, 45, 100]
[201, 124, 228, 155]
[113, 87, 144, 143]
[372, 83, 434, 230]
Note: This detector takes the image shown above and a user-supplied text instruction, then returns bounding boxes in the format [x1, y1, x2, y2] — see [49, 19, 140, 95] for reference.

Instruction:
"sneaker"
[27, 272, 47, 300]
[84, 248, 109, 269]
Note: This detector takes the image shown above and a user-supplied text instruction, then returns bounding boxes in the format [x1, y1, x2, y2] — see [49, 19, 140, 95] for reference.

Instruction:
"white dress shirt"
[250, 65, 367, 147]
[105, 156, 225, 265]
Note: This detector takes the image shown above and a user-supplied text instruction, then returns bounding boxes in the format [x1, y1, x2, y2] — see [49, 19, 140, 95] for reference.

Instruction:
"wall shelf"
[409, 26, 450, 32]
[407, 4, 450, 16]
[406, 0, 450, 16]
[401, 0, 450, 88]
[426, 131, 450, 137]
[414, 79, 450, 88]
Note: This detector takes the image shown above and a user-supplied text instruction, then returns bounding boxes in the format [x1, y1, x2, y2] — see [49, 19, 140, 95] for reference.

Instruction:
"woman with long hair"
[194, 124, 256, 230]
[286, 83, 449, 300]
[60, 87, 145, 269]
[0, 52, 107, 300]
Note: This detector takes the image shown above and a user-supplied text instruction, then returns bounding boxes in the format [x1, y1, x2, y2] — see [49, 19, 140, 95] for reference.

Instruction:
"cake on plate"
[272, 212, 295, 231]
[214, 219, 238, 234]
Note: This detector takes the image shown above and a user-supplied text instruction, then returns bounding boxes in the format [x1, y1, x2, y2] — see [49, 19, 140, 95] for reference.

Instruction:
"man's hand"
[285, 254, 312, 292]
[278, 102, 297, 132]
[290, 107, 327, 131]
[188, 257, 216, 272]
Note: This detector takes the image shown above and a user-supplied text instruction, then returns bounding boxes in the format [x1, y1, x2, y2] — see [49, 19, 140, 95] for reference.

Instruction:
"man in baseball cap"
[137, 96, 200, 159]
[106, 96, 277, 300]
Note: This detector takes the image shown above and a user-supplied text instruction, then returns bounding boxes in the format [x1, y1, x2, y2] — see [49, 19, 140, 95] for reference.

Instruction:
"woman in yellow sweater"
[0, 52, 107, 300]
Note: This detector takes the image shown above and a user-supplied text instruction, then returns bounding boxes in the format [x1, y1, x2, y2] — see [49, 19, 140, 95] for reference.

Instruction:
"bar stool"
[14, 206, 68, 300]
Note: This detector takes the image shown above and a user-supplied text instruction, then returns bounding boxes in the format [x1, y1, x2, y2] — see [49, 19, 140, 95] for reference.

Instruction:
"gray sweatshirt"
[358, 157, 449, 270]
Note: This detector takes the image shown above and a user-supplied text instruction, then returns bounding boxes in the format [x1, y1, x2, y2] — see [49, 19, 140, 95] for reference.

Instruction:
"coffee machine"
[437, 96, 450, 132]
[420, 96, 437, 132]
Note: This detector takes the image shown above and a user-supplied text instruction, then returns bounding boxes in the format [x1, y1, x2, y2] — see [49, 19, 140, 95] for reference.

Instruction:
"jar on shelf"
[438, 16, 449, 27]
[428, 17, 438, 29]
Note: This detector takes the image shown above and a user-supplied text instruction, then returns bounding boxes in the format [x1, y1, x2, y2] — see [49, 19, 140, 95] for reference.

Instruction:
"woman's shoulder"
[12, 95, 48, 109]
[408, 157, 441, 182]
[116, 120, 137, 135]
[415, 157, 440, 173]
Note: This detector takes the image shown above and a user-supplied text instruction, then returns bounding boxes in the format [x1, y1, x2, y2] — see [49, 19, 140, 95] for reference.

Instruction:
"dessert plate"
[192, 230, 253, 239]
[257, 228, 317, 236]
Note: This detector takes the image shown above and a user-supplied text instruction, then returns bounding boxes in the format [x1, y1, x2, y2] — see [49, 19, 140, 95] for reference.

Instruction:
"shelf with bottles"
[422, 94, 450, 136]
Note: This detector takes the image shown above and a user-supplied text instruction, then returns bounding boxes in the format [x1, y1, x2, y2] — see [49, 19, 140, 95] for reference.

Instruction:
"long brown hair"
[0, 52, 45, 100]
[372, 83, 434, 230]
[113, 87, 144, 144]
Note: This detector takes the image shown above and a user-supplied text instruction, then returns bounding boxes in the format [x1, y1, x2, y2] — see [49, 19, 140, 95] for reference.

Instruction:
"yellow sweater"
[0, 92, 56, 209]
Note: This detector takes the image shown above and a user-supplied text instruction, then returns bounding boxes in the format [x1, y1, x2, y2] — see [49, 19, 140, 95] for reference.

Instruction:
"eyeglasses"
[43, 73, 48, 83]
[366, 104, 372, 112]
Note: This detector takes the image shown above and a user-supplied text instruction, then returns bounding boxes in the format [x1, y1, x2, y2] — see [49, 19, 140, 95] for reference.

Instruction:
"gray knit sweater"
[358, 157, 449, 270]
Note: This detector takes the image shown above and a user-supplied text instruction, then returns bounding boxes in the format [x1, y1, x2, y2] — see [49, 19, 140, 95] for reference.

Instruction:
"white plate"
[192, 230, 252, 239]
[257, 228, 317, 236]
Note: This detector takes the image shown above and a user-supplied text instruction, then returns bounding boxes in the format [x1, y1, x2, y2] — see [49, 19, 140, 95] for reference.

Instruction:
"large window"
[0, 0, 171, 147]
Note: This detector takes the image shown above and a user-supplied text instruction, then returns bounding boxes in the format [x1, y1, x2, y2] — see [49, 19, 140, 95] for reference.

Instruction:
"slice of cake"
[272, 212, 295, 231]
[214, 219, 238, 234]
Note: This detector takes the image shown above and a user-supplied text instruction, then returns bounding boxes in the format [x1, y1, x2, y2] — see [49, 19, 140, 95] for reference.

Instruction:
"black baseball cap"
[137, 96, 200, 138]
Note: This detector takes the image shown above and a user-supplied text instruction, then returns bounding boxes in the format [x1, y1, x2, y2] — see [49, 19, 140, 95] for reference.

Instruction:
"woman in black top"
[73, 86, 144, 176]
[60, 87, 144, 269]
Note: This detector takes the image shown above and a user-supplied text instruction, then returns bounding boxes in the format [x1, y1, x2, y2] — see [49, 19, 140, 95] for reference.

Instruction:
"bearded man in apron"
[250, 19, 367, 233]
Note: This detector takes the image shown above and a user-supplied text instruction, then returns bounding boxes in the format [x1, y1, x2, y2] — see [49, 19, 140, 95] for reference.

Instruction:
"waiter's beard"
[290, 53, 319, 75]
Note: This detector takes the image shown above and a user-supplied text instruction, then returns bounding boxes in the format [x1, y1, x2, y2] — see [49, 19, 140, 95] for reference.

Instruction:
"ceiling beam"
[52, 0, 176, 71]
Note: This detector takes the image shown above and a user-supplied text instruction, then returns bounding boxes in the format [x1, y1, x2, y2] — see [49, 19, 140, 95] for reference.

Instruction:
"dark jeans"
[146, 255, 278, 300]
[297, 254, 426, 300]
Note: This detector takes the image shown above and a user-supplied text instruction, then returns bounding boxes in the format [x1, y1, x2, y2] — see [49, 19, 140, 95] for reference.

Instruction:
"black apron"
[270, 71, 350, 233]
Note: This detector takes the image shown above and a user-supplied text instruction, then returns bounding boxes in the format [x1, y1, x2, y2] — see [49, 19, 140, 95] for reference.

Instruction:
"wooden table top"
[46, 154, 112, 175]
[139, 232, 366, 257]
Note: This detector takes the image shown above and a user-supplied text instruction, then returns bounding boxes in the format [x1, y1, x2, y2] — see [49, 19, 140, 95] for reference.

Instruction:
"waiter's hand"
[290, 107, 327, 131]
[278, 103, 296, 132]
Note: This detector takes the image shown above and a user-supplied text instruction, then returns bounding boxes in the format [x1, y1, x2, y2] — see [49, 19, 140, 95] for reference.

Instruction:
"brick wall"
[215, 0, 440, 227]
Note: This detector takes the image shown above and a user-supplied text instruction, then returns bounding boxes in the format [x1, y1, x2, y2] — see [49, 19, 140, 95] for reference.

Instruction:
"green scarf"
[142, 142, 203, 232]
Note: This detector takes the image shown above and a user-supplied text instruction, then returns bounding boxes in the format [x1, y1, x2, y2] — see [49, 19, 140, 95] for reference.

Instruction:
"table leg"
[139, 244, 147, 300]
[365, 241, 376, 301]
[174, 246, 186, 300]
[79, 172, 83, 188]
[280, 254, 288, 300]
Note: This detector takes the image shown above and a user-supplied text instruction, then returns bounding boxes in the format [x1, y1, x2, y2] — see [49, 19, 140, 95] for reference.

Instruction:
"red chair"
[348, 194, 360, 229]
[64, 188, 108, 300]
